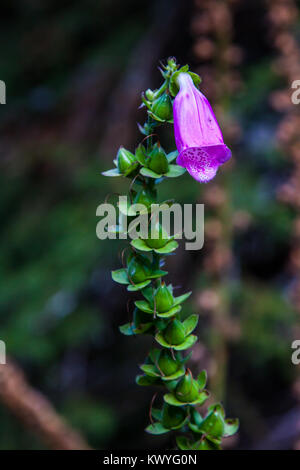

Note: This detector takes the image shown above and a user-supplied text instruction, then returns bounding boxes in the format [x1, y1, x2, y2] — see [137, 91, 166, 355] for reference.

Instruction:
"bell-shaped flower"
[173, 73, 231, 182]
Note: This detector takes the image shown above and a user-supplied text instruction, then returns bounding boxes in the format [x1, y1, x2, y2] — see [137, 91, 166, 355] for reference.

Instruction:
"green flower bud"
[145, 223, 169, 249]
[147, 143, 169, 174]
[161, 403, 186, 429]
[153, 283, 174, 313]
[145, 89, 155, 101]
[200, 408, 225, 438]
[175, 371, 199, 403]
[164, 319, 186, 345]
[117, 147, 137, 175]
[127, 257, 151, 284]
[151, 93, 173, 121]
[157, 350, 179, 376]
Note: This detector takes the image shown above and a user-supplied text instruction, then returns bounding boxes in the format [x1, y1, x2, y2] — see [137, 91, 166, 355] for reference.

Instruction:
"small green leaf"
[161, 366, 185, 382]
[224, 418, 239, 437]
[147, 110, 165, 123]
[154, 240, 178, 254]
[165, 165, 186, 178]
[146, 423, 169, 435]
[140, 364, 160, 377]
[127, 280, 151, 291]
[151, 408, 162, 421]
[173, 292, 192, 307]
[124, 162, 139, 176]
[134, 300, 154, 314]
[156, 305, 182, 319]
[188, 422, 202, 434]
[197, 370, 207, 389]
[119, 323, 135, 336]
[141, 285, 155, 303]
[164, 390, 209, 407]
[163, 393, 184, 407]
[149, 269, 168, 279]
[167, 150, 178, 163]
[149, 348, 160, 364]
[169, 69, 187, 97]
[135, 144, 147, 165]
[131, 238, 153, 252]
[155, 332, 172, 349]
[188, 72, 202, 88]
[173, 334, 198, 351]
[193, 438, 219, 450]
[183, 314, 198, 336]
[111, 269, 129, 285]
[102, 168, 122, 177]
[140, 167, 162, 179]
[208, 403, 225, 417]
[136, 375, 160, 386]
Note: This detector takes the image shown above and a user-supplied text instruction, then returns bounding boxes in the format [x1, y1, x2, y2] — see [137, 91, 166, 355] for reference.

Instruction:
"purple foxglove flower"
[173, 73, 231, 183]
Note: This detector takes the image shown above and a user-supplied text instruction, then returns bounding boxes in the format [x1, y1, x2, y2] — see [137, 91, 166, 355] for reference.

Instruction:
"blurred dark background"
[0, 0, 299, 450]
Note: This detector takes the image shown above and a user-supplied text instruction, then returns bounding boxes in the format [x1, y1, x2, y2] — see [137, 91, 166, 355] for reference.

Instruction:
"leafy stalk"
[103, 58, 238, 450]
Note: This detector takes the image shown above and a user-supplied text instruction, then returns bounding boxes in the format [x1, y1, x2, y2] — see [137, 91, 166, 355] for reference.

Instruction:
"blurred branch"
[0, 358, 91, 450]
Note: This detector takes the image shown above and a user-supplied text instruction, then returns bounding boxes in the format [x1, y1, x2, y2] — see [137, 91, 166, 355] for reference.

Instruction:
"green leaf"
[134, 300, 154, 314]
[209, 403, 225, 417]
[151, 408, 162, 421]
[127, 280, 151, 291]
[163, 393, 184, 407]
[140, 364, 160, 377]
[188, 422, 202, 434]
[149, 269, 168, 279]
[193, 438, 219, 450]
[136, 375, 160, 386]
[155, 332, 173, 349]
[135, 323, 154, 334]
[156, 305, 182, 318]
[102, 168, 122, 177]
[165, 165, 186, 178]
[183, 314, 198, 336]
[154, 240, 178, 254]
[173, 292, 192, 307]
[173, 334, 198, 351]
[149, 348, 160, 363]
[124, 162, 139, 176]
[135, 144, 147, 165]
[167, 150, 178, 163]
[188, 72, 201, 88]
[131, 238, 153, 252]
[140, 167, 162, 179]
[147, 110, 165, 123]
[155, 332, 197, 350]
[224, 418, 239, 437]
[169, 67, 188, 97]
[161, 366, 185, 382]
[141, 285, 155, 303]
[111, 269, 129, 285]
[197, 370, 207, 389]
[119, 323, 135, 336]
[146, 423, 169, 435]
[164, 390, 209, 407]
